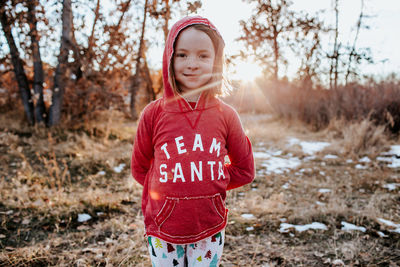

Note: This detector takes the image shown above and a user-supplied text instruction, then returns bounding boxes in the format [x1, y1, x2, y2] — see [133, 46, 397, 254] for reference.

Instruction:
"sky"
[149, 0, 400, 81]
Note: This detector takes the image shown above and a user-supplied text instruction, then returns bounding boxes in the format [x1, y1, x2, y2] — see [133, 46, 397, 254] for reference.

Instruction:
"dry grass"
[1, 112, 399, 266]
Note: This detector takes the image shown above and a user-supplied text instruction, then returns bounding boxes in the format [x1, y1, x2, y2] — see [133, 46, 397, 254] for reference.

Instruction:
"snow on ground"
[377, 218, 400, 233]
[377, 156, 400, 168]
[324, 154, 338, 159]
[255, 137, 330, 175]
[255, 137, 400, 175]
[241, 213, 256, 219]
[279, 222, 328, 233]
[378, 145, 400, 168]
[113, 163, 126, 173]
[355, 164, 368, 169]
[382, 183, 400, 191]
[78, 213, 92, 223]
[287, 138, 330, 155]
[260, 155, 301, 175]
[382, 145, 400, 156]
[359, 156, 371, 163]
[318, 188, 331, 193]
[341, 221, 366, 232]
[276, 219, 400, 236]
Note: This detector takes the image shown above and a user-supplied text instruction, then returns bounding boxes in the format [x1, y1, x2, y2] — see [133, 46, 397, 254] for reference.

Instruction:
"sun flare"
[229, 59, 263, 83]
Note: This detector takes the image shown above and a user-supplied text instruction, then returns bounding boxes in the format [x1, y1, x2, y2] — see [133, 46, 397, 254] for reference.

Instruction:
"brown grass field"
[0, 111, 399, 266]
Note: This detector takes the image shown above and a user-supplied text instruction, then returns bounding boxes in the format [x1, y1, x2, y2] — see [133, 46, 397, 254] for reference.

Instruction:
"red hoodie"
[131, 16, 255, 244]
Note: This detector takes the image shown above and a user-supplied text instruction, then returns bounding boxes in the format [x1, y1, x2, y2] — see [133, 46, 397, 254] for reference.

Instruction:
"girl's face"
[173, 27, 216, 95]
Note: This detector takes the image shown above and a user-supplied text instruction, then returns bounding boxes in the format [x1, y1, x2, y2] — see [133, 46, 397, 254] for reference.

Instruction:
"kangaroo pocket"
[155, 193, 226, 238]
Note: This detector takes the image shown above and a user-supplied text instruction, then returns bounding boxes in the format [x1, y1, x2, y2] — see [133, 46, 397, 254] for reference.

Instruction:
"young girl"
[131, 16, 255, 267]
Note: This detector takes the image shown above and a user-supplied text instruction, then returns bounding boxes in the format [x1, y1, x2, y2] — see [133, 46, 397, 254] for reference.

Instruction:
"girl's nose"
[187, 57, 199, 70]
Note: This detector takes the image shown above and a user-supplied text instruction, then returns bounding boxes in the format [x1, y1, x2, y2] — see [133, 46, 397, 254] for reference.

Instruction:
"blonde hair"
[169, 24, 229, 97]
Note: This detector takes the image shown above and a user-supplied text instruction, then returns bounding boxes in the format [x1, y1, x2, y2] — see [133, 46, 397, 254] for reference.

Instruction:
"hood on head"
[162, 16, 224, 100]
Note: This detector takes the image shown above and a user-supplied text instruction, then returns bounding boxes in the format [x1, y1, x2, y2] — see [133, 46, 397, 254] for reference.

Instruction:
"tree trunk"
[27, 0, 47, 124]
[143, 56, 155, 101]
[162, 0, 170, 42]
[272, 28, 279, 80]
[330, 0, 339, 90]
[0, 5, 34, 125]
[130, 0, 148, 120]
[48, 0, 73, 126]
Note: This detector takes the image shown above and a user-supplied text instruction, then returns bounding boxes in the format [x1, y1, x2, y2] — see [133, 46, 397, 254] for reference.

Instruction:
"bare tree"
[27, 0, 47, 124]
[0, 2, 35, 125]
[292, 12, 326, 88]
[48, 0, 74, 126]
[98, 0, 132, 74]
[238, 0, 296, 80]
[130, 0, 149, 120]
[329, 0, 340, 90]
[344, 0, 373, 84]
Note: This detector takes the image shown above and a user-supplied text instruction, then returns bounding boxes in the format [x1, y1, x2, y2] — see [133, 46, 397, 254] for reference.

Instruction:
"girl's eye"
[199, 54, 210, 59]
[176, 53, 186, 58]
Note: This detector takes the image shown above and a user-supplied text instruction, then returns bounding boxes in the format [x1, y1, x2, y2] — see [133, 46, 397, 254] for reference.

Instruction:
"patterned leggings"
[147, 230, 225, 267]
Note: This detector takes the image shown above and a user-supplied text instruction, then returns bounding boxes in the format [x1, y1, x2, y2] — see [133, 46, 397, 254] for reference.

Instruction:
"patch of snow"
[383, 183, 400, 191]
[279, 222, 328, 233]
[388, 158, 400, 168]
[332, 259, 345, 266]
[318, 188, 331, 193]
[0, 88, 6, 94]
[304, 155, 316, 161]
[382, 145, 400, 156]
[261, 156, 301, 175]
[253, 152, 271, 158]
[97, 171, 106, 176]
[377, 156, 400, 168]
[78, 213, 92, 223]
[319, 171, 326, 176]
[341, 221, 366, 232]
[287, 138, 330, 154]
[246, 226, 254, 231]
[282, 182, 290, 189]
[287, 137, 300, 146]
[376, 156, 392, 162]
[315, 201, 325, 206]
[377, 231, 388, 237]
[272, 150, 283, 156]
[377, 218, 400, 228]
[113, 163, 125, 173]
[280, 218, 287, 222]
[359, 156, 371, 163]
[355, 164, 367, 169]
[346, 159, 353, 163]
[324, 154, 338, 159]
[377, 218, 400, 233]
[241, 213, 255, 219]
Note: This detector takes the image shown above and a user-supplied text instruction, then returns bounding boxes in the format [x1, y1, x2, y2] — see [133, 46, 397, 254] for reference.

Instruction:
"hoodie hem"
[145, 219, 227, 245]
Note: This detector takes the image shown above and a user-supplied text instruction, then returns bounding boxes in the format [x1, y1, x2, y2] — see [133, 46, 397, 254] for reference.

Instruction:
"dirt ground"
[0, 112, 399, 266]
